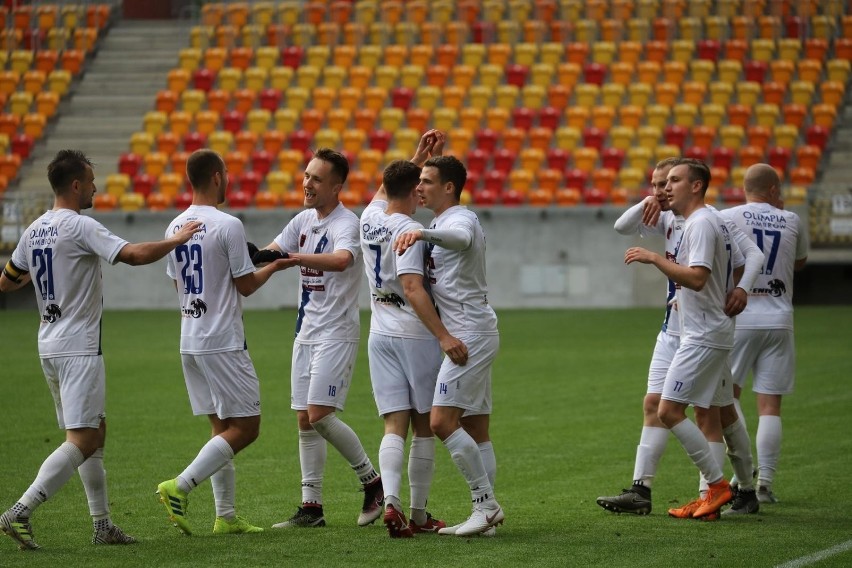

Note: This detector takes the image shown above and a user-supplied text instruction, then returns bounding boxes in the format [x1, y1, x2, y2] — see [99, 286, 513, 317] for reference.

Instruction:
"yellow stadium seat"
[394, 128, 419, 155]
[773, 124, 799, 149]
[565, 107, 589, 130]
[719, 124, 745, 149]
[208, 131, 233, 155]
[181, 89, 205, 114]
[618, 167, 645, 189]
[216, 67, 241, 92]
[777, 38, 801, 62]
[244, 67, 268, 92]
[130, 132, 154, 156]
[105, 173, 131, 197]
[699, 103, 725, 128]
[555, 126, 581, 151]
[530, 63, 555, 87]
[433, 107, 457, 131]
[682, 81, 707, 105]
[592, 41, 616, 65]
[246, 109, 271, 135]
[460, 107, 483, 131]
[827, 60, 851, 84]
[751, 39, 775, 62]
[690, 60, 715, 84]
[610, 126, 636, 151]
[194, 110, 219, 135]
[410, 44, 434, 67]
[269, 67, 293, 90]
[592, 105, 616, 130]
[119, 192, 145, 211]
[274, 108, 298, 133]
[601, 83, 625, 107]
[416, 86, 441, 111]
[515, 43, 539, 66]
[144, 152, 169, 177]
[646, 105, 671, 129]
[574, 147, 599, 173]
[737, 81, 761, 106]
[278, 149, 303, 175]
[143, 111, 168, 137]
[717, 60, 742, 84]
[479, 64, 504, 89]
[9, 91, 32, 116]
[496, 85, 519, 109]
[168, 68, 191, 94]
[790, 81, 814, 106]
[401, 65, 425, 90]
[469, 85, 493, 110]
[47, 69, 71, 96]
[541, 43, 565, 66]
[627, 83, 651, 106]
[619, 105, 644, 129]
[754, 103, 779, 127]
[314, 128, 341, 150]
[708, 81, 734, 106]
[637, 125, 661, 149]
[575, 84, 600, 108]
[671, 40, 695, 63]
[655, 83, 679, 106]
[626, 146, 652, 170]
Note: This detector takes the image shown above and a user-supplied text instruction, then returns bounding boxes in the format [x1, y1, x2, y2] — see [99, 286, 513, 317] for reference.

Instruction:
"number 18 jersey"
[11, 209, 128, 358]
[165, 205, 255, 354]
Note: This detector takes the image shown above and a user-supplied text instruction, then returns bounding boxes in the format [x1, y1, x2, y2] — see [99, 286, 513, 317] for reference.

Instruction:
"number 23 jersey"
[166, 205, 255, 354]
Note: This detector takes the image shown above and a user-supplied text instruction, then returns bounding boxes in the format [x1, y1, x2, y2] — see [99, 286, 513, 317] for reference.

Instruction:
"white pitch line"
[775, 539, 852, 568]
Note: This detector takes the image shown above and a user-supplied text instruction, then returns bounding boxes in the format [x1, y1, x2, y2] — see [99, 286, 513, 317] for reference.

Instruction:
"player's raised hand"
[431, 130, 446, 157]
[641, 195, 663, 227]
[394, 229, 423, 255]
[624, 247, 658, 265]
[412, 130, 437, 166]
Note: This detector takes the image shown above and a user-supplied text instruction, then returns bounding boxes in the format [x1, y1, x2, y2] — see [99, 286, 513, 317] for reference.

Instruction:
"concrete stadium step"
[11, 19, 192, 194]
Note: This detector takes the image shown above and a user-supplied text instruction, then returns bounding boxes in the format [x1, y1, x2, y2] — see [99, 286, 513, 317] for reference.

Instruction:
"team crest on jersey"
[41, 303, 62, 323]
[182, 298, 208, 318]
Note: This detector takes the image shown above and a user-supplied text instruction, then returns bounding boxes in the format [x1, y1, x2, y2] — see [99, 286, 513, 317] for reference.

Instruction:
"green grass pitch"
[0, 307, 850, 567]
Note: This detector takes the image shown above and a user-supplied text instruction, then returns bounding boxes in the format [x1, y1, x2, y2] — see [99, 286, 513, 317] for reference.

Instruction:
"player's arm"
[624, 247, 710, 291]
[117, 221, 203, 266]
[234, 257, 299, 297]
[614, 196, 660, 235]
[0, 259, 31, 292]
[728, 221, 764, 292]
[400, 272, 468, 366]
[794, 257, 807, 271]
[291, 249, 353, 272]
[395, 226, 471, 255]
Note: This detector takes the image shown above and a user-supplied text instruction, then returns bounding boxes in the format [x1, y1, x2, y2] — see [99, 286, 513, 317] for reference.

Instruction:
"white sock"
[20, 442, 86, 512]
[478, 441, 497, 489]
[408, 436, 435, 524]
[724, 419, 755, 491]
[733, 398, 747, 429]
[699, 441, 727, 496]
[177, 435, 234, 494]
[632, 426, 669, 488]
[379, 434, 405, 506]
[443, 428, 493, 504]
[78, 448, 111, 522]
[670, 420, 724, 486]
[299, 429, 326, 505]
[756, 415, 782, 488]
[312, 414, 379, 485]
[211, 459, 236, 519]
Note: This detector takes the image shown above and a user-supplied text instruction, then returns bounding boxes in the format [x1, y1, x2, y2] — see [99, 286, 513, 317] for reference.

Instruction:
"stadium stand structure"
[2, 0, 852, 252]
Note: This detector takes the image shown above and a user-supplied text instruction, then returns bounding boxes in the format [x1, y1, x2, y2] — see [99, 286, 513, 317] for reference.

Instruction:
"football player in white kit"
[361, 132, 467, 537]
[258, 148, 383, 529]
[719, 163, 808, 505]
[156, 150, 295, 536]
[600, 158, 763, 517]
[596, 158, 682, 514]
[395, 155, 503, 537]
[625, 159, 742, 519]
[0, 149, 202, 550]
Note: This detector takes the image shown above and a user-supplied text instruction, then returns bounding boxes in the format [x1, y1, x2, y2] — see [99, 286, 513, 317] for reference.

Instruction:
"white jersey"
[274, 202, 361, 343]
[11, 209, 127, 358]
[360, 200, 433, 339]
[425, 205, 498, 336]
[165, 205, 255, 354]
[719, 203, 808, 330]
[675, 206, 736, 349]
[614, 202, 685, 335]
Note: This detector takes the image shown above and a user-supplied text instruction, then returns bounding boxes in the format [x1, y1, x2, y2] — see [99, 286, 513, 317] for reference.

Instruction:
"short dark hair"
[186, 148, 225, 189]
[312, 147, 349, 184]
[677, 158, 711, 194]
[424, 155, 467, 200]
[382, 160, 421, 199]
[47, 150, 93, 193]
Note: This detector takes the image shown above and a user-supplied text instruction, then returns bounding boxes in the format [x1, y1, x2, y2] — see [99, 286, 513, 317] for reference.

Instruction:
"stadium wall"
[2, 205, 818, 311]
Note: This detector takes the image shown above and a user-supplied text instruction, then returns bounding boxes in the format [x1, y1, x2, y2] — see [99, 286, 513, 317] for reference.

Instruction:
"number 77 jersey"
[165, 205, 255, 354]
[719, 202, 808, 330]
[11, 209, 128, 358]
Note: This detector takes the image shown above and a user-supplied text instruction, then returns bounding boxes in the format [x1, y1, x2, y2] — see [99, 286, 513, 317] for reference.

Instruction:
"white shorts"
[647, 331, 680, 394]
[181, 350, 261, 419]
[41, 355, 106, 430]
[662, 343, 731, 409]
[730, 328, 795, 395]
[433, 333, 499, 416]
[291, 341, 358, 411]
[368, 333, 442, 416]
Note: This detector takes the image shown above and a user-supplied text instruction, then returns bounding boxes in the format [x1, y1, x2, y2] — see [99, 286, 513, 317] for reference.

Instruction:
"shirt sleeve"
[79, 217, 129, 265]
[396, 219, 426, 276]
[10, 229, 29, 272]
[686, 217, 715, 270]
[274, 214, 301, 253]
[225, 217, 255, 278]
[332, 215, 361, 259]
[794, 212, 809, 260]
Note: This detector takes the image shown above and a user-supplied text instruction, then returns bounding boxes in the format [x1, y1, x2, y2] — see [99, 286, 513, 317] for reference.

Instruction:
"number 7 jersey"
[165, 205, 255, 354]
[11, 209, 128, 358]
